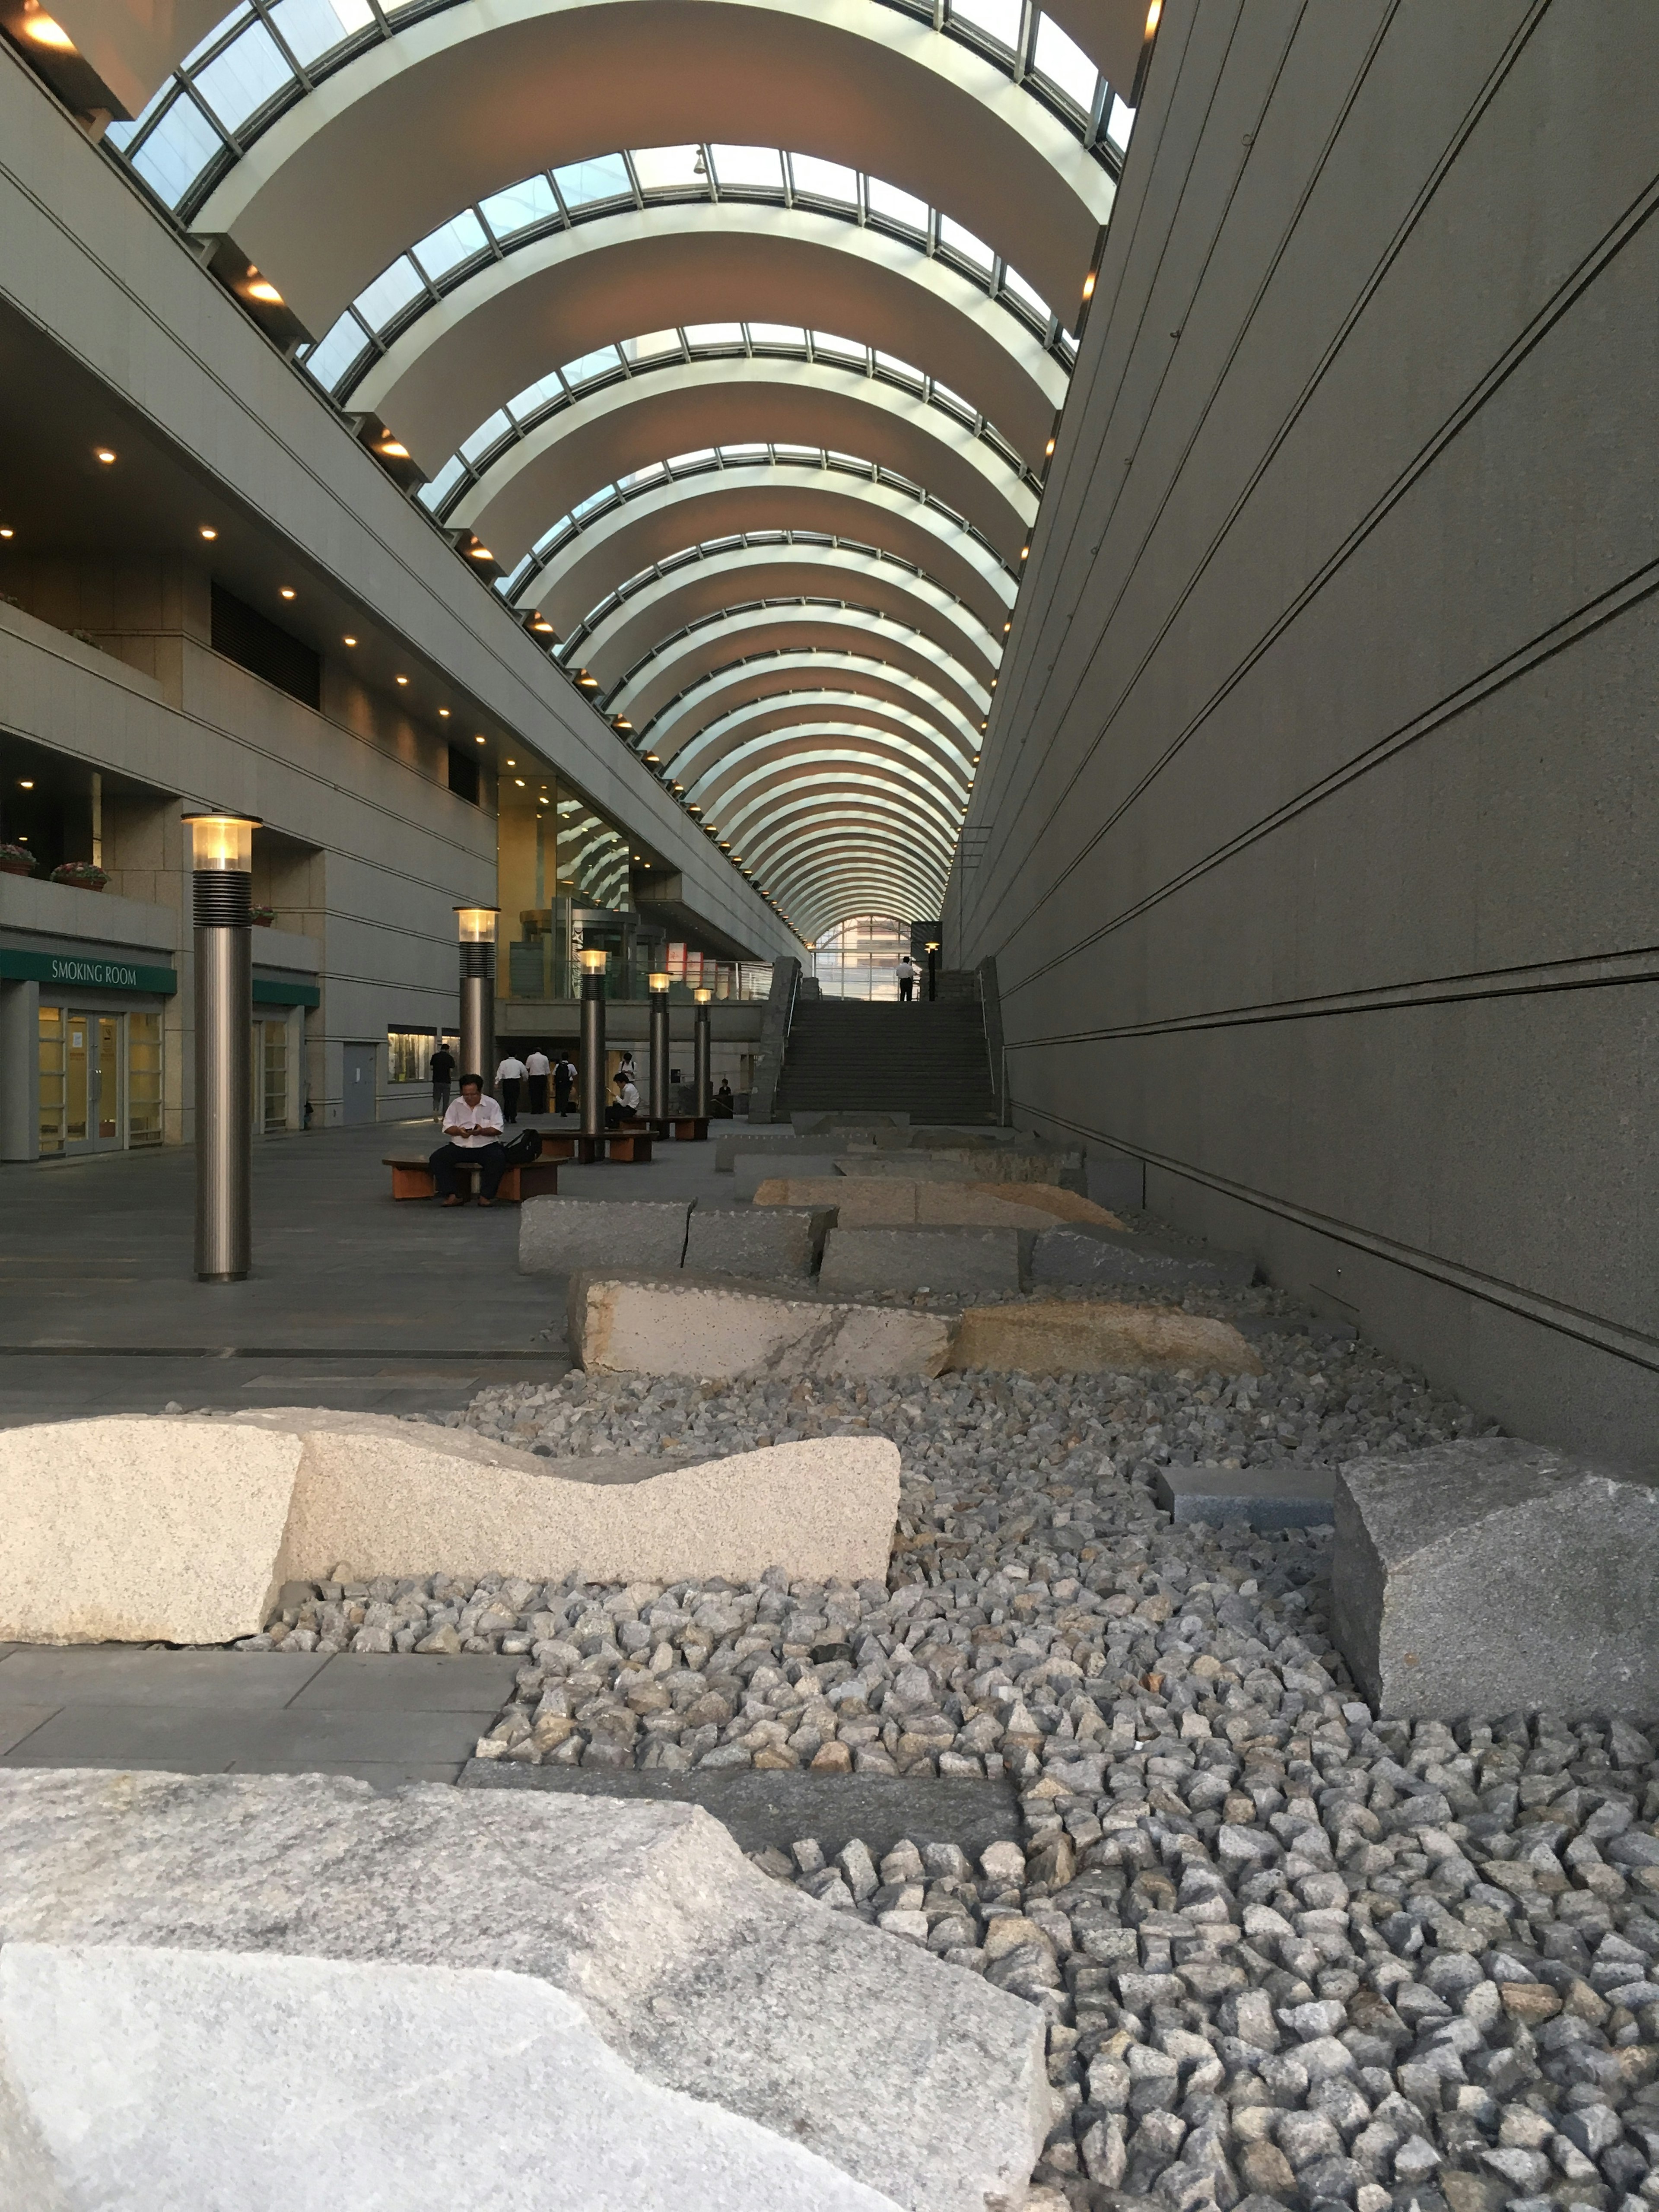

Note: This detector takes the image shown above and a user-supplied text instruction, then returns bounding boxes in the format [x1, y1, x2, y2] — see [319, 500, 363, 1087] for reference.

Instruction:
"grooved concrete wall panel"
[949, 0, 1659, 1462]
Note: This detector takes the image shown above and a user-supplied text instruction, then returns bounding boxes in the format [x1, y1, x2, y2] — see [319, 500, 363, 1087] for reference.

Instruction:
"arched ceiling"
[100, 0, 1147, 935]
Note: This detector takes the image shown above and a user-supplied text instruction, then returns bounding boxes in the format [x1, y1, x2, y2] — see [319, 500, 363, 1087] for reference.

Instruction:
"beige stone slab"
[947, 1302, 1262, 1377]
[233, 1410, 899, 1589]
[752, 1175, 911, 1222]
[964, 1182, 1124, 1229]
[0, 1417, 304, 1646]
[912, 1185, 1079, 1232]
[569, 1270, 953, 1382]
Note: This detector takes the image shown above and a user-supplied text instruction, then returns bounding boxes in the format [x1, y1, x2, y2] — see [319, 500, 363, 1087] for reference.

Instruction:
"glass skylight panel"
[931, 379, 976, 418]
[1033, 13, 1099, 107]
[353, 255, 426, 331]
[130, 93, 222, 207]
[667, 448, 717, 469]
[267, 0, 374, 69]
[181, 8, 245, 71]
[1107, 95, 1136, 151]
[864, 177, 929, 234]
[938, 215, 994, 275]
[787, 153, 858, 203]
[773, 445, 819, 464]
[949, 0, 1021, 48]
[553, 153, 631, 208]
[874, 350, 923, 385]
[460, 410, 511, 463]
[810, 331, 866, 363]
[559, 345, 622, 388]
[534, 516, 574, 552]
[828, 450, 869, 469]
[410, 209, 487, 281]
[625, 460, 667, 484]
[683, 321, 745, 349]
[631, 145, 704, 194]
[481, 174, 559, 239]
[507, 372, 564, 419]
[710, 144, 782, 192]
[722, 443, 769, 460]
[747, 322, 806, 348]
[418, 455, 466, 509]
[192, 19, 291, 131]
[1000, 261, 1051, 319]
[572, 485, 615, 519]
[302, 311, 367, 391]
[621, 330, 682, 363]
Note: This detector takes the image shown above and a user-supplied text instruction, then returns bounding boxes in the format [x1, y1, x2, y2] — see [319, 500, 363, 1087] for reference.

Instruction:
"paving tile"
[0, 1704, 499, 1770]
[0, 1649, 331, 1707]
[0, 1705, 259, 1770]
[290, 1653, 522, 1711]
[0, 1705, 58, 1756]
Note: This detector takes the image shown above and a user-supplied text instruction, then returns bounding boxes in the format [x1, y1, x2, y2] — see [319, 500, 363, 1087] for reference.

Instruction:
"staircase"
[772, 980, 999, 1123]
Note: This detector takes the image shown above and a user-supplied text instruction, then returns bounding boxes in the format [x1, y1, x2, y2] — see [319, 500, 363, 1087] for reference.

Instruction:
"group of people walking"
[429, 1045, 576, 1121]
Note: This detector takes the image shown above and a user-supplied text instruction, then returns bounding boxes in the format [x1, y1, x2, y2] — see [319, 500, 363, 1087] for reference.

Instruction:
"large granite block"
[519, 1196, 692, 1275]
[683, 1205, 835, 1279]
[1333, 1438, 1659, 1719]
[835, 1149, 1085, 1192]
[716, 1135, 863, 1173]
[754, 1175, 915, 1222]
[568, 1269, 952, 1381]
[0, 1942, 903, 2210]
[0, 1773, 1048, 2212]
[819, 1226, 1023, 1297]
[734, 1152, 840, 1198]
[947, 1301, 1262, 1378]
[1030, 1223, 1255, 1290]
[1156, 1463, 1337, 1527]
[0, 1417, 303, 1647]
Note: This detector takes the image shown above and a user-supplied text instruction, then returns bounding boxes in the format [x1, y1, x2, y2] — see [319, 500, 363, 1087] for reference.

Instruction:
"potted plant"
[0, 842, 35, 878]
[50, 860, 109, 891]
[251, 905, 276, 927]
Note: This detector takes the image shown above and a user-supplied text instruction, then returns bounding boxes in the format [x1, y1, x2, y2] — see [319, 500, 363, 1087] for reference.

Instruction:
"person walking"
[896, 953, 918, 1003]
[494, 1051, 526, 1124]
[605, 1068, 640, 1129]
[525, 1046, 550, 1116]
[553, 1052, 576, 1116]
[429, 1039, 455, 1117]
[429, 1074, 506, 1205]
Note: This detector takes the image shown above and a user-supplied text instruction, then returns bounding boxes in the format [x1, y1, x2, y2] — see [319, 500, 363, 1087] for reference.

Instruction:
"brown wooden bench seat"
[383, 1152, 560, 1202]
[603, 1124, 654, 1163]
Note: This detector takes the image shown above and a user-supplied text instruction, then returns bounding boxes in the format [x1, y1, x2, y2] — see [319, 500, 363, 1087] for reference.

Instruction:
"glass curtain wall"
[811, 916, 910, 1000]
[498, 767, 658, 999]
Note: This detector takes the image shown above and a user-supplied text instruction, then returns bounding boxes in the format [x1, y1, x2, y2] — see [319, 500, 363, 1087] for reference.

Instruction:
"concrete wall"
[948, 1, 1659, 1464]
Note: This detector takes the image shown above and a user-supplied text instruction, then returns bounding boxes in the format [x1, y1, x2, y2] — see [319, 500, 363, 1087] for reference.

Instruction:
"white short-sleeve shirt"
[442, 1095, 505, 1149]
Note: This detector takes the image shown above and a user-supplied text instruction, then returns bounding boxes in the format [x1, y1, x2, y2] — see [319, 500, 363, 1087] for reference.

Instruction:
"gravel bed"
[233, 1323, 1659, 2211]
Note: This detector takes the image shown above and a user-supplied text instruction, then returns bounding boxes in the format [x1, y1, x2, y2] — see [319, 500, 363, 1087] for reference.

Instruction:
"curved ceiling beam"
[452, 360, 1038, 566]
[788, 867, 941, 931]
[651, 663, 981, 765]
[526, 467, 1017, 635]
[730, 785, 959, 877]
[668, 701, 974, 791]
[353, 207, 1065, 470]
[703, 745, 966, 843]
[194, 0, 1113, 331]
[611, 605, 990, 728]
[579, 545, 1003, 687]
[773, 834, 951, 902]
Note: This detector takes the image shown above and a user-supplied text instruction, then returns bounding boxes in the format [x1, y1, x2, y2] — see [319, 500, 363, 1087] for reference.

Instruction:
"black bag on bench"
[502, 1128, 543, 1166]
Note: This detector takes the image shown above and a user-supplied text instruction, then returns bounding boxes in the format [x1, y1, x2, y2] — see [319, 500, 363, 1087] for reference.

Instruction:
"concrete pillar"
[0, 979, 40, 1161]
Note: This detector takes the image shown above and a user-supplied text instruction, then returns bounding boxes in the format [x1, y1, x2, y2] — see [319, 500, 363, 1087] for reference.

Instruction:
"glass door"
[64, 1012, 90, 1147]
[93, 1016, 121, 1144]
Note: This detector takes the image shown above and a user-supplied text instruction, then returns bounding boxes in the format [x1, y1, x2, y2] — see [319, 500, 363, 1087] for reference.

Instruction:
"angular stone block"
[754, 1175, 914, 1222]
[835, 1149, 1084, 1192]
[1030, 1223, 1255, 1290]
[716, 1135, 854, 1173]
[0, 1773, 1048, 2212]
[734, 1152, 840, 1198]
[0, 1942, 906, 2212]
[947, 1301, 1262, 1377]
[1156, 1463, 1337, 1528]
[683, 1205, 835, 1279]
[963, 1181, 1124, 1229]
[819, 1226, 1023, 1297]
[237, 1408, 899, 1588]
[519, 1195, 692, 1275]
[0, 1417, 303, 1646]
[1332, 1438, 1659, 1719]
[569, 1270, 953, 1381]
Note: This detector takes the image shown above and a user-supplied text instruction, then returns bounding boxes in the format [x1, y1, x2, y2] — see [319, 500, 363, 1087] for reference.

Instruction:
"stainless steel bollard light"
[693, 985, 712, 1117]
[648, 969, 671, 1122]
[455, 906, 498, 1091]
[579, 946, 608, 1138]
[185, 810, 261, 1282]
[927, 939, 940, 1002]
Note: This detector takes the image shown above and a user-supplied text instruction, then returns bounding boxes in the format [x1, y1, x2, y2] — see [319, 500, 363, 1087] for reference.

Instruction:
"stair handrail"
[746, 954, 800, 1124]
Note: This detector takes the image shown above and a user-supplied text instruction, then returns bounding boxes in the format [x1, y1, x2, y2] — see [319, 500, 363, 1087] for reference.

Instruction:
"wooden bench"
[650, 1114, 710, 1142]
[604, 1124, 654, 1163]
[384, 1152, 560, 1202]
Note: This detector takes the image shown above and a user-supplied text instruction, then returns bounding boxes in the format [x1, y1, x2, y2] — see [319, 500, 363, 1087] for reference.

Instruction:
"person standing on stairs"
[494, 1051, 526, 1124]
[896, 953, 918, 1003]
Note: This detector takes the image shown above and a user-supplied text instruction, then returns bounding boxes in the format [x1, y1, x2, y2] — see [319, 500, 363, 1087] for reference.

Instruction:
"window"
[210, 585, 322, 709]
[447, 744, 481, 804]
[553, 153, 631, 207]
[38, 1005, 64, 1155]
[481, 175, 559, 239]
[387, 1030, 446, 1084]
[128, 1012, 163, 1146]
[410, 210, 488, 282]
[259, 1018, 289, 1132]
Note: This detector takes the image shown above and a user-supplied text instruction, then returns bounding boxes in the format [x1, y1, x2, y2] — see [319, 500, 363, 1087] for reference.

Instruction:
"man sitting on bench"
[430, 1073, 506, 1205]
[605, 1068, 640, 1129]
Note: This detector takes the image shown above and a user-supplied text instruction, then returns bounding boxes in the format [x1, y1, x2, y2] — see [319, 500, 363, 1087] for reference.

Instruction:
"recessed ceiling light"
[199, 525, 217, 540]
[474, 734, 486, 745]
[343, 634, 357, 646]
[514, 778, 526, 787]
[505, 758, 516, 766]
[378, 436, 410, 459]
[0, 527, 13, 540]
[280, 587, 295, 600]
[94, 448, 116, 465]
[395, 674, 409, 685]
[438, 707, 450, 718]
[467, 543, 494, 561]
[1045, 437, 1056, 458]
[22, 9, 76, 50]
[244, 267, 284, 305]
[19, 779, 34, 789]
[1082, 271, 1096, 299]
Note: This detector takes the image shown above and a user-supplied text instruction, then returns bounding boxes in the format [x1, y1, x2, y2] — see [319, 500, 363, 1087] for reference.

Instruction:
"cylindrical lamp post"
[455, 907, 498, 1088]
[926, 939, 940, 1002]
[579, 946, 608, 1141]
[693, 985, 713, 1118]
[186, 810, 261, 1283]
[648, 969, 671, 1123]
